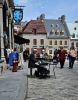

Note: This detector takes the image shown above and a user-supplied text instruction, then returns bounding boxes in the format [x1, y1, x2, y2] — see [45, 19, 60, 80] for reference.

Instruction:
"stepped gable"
[22, 20, 47, 34]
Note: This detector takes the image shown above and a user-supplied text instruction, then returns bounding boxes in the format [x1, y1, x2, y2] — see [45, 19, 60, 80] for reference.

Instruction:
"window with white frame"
[54, 40, 57, 45]
[60, 40, 62, 45]
[40, 39, 44, 45]
[33, 39, 37, 45]
[49, 40, 52, 45]
[64, 41, 67, 45]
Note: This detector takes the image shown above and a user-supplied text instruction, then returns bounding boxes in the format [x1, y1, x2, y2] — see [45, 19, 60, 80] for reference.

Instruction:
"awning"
[14, 35, 30, 44]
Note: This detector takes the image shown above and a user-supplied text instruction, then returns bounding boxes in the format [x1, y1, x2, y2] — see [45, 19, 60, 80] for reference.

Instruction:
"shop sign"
[13, 8, 23, 23]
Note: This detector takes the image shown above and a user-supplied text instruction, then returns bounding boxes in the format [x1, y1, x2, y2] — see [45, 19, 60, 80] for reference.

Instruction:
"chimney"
[61, 15, 65, 22]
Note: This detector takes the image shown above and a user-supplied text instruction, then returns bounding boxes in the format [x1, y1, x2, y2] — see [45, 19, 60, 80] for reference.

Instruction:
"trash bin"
[12, 60, 19, 72]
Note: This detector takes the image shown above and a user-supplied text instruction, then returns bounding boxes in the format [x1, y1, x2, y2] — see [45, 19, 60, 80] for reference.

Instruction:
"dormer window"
[72, 33, 75, 38]
[32, 28, 37, 35]
[51, 24, 54, 28]
[60, 30, 64, 35]
[55, 30, 59, 35]
[74, 27, 76, 30]
[50, 29, 54, 35]
[56, 24, 59, 28]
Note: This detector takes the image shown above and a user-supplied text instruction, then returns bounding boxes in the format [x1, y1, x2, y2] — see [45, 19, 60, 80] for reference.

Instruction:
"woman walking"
[58, 46, 67, 69]
[68, 46, 77, 69]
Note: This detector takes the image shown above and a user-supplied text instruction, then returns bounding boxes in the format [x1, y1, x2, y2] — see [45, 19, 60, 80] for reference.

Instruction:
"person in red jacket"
[58, 46, 67, 69]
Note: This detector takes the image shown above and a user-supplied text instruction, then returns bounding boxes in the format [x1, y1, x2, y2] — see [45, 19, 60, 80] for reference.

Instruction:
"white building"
[67, 21, 78, 51]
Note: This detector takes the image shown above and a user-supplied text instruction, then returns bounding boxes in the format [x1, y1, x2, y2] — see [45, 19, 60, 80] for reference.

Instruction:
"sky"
[14, 0, 78, 22]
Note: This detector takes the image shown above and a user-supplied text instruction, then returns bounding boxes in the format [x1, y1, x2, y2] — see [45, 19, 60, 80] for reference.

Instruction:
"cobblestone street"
[26, 61, 78, 100]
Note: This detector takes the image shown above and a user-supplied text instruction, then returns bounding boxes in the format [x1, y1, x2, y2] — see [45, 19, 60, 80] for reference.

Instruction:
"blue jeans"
[69, 56, 75, 68]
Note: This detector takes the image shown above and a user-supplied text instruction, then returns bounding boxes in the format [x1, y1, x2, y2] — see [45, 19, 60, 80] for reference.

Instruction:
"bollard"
[12, 60, 19, 72]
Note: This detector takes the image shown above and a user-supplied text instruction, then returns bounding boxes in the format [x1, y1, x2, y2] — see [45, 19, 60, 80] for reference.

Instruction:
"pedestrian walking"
[58, 46, 67, 69]
[53, 49, 59, 63]
[23, 49, 28, 62]
[68, 46, 77, 69]
[28, 49, 38, 76]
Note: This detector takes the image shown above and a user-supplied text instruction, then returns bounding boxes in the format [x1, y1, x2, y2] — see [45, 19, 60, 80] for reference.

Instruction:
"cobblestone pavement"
[26, 61, 78, 100]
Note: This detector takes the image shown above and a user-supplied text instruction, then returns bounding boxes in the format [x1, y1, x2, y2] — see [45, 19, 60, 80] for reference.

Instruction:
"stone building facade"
[0, 0, 14, 59]
[18, 15, 70, 57]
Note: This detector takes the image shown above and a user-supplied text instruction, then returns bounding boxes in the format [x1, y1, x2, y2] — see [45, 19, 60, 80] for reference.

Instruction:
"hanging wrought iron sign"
[13, 8, 23, 23]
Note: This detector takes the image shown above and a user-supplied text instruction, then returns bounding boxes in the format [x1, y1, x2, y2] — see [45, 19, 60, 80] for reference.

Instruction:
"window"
[50, 30, 54, 35]
[60, 30, 64, 35]
[51, 24, 54, 28]
[49, 40, 52, 45]
[54, 40, 57, 45]
[76, 42, 78, 47]
[71, 42, 74, 46]
[56, 24, 59, 28]
[40, 39, 44, 45]
[64, 41, 67, 45]
[74, 27, 76, 30]
[55, 30, 59, 35]
[60, 41, 62, 45]
[33, 39, 37, 45]
[72, 33, 75, 38]
[32, 28, 37, 35]
[49, 50, 52, 54]
[50, 31, 53, 35]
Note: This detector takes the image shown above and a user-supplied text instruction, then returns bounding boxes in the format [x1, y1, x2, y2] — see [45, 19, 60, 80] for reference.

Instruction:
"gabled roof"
[44, 19, 70, 39]
[22, 20, 47, 34]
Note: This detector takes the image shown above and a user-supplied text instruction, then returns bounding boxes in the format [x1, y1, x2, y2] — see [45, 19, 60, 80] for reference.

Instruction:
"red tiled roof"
[22, 20, 47, 34]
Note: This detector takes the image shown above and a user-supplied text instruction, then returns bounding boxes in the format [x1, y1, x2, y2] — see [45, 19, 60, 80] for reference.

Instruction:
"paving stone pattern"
[26, 61, 78, 100]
